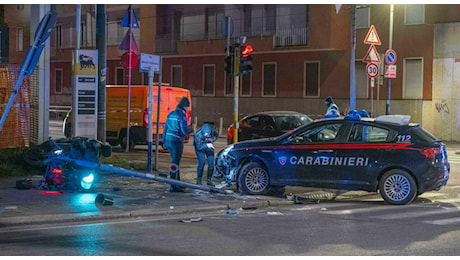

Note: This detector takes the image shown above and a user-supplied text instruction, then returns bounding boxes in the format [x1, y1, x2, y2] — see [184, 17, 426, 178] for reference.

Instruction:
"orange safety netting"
[0, 64, 30, 149]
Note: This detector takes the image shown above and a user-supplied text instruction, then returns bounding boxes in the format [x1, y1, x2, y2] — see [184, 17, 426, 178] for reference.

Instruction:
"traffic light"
[239, 45, 253, 75]
[224, 45, 234, 74]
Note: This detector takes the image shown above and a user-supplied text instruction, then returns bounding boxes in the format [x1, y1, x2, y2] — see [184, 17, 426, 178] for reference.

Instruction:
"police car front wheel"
[238, 162, 271, 195]
[379, 169, 417, 205]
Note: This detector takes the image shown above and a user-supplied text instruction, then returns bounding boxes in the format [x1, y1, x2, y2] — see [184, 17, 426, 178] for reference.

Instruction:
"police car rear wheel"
[379, 169, 417, 205]
[238, 162, 270, 195]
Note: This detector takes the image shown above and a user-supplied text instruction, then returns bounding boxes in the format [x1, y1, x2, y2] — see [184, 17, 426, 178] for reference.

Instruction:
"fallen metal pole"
[55, 155, 229, 194]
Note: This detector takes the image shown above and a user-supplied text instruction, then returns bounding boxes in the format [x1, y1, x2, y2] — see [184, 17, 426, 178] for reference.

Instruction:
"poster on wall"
[72, 49, 98, 139]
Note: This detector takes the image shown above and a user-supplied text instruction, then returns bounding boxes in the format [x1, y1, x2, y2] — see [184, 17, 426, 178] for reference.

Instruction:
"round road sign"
[121, 51, 139, 69]
[366, 63, 379, 78]
[385, 49, 397, 65]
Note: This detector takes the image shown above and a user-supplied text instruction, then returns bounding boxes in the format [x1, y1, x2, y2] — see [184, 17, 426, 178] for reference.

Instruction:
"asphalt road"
[1, 198, 460, 256]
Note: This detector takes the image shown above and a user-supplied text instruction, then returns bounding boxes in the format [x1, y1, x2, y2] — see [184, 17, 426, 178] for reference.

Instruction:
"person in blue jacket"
[324, 96, 341, 118]
[193, 122, 219, 186]
[325, 96, 340, 112]
[162, 96, 191, 192]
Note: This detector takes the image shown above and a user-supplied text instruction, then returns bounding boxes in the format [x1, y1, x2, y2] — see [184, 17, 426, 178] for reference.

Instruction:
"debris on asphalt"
[180, 217, 203, 223]
[15, 179, 33, 190]
[286, 193, 320, 204]
[214, 183, 227, 189]
[226, 210, 237, 215]
[266, 211, 283, 215]
[95, 194, 114, 206]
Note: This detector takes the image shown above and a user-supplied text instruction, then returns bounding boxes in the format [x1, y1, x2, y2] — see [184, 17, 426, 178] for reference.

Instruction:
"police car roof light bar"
[375, 115, 410, 125]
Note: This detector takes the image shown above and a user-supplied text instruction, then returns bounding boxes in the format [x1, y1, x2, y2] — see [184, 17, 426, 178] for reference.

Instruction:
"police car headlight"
[220, 145, 234, 157]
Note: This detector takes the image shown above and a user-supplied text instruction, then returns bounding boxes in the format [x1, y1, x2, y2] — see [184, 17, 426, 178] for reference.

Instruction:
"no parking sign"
[385, 49, 397, 65]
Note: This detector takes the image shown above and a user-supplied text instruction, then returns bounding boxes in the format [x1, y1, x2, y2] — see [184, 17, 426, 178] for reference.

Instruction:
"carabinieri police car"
[215, 112, 450, 205]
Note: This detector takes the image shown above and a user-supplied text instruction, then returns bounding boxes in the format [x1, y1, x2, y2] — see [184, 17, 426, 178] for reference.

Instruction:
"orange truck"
[63, 84, 192, 150]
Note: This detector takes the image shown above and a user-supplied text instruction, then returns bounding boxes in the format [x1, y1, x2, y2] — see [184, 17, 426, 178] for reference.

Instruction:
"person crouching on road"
[193, 122, 218, 186]
[162, 96, 192, 192]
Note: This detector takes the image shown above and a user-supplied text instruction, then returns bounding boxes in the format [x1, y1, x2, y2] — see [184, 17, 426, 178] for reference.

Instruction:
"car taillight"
[420, 147, 441, 159]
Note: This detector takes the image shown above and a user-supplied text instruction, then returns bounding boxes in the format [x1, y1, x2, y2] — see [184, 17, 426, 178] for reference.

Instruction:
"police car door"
[334, 121, 391, 190]
[283, 121, 343, 186]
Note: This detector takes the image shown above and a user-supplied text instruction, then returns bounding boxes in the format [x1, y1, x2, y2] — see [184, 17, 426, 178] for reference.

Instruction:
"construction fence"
[0, 64, 38, 149]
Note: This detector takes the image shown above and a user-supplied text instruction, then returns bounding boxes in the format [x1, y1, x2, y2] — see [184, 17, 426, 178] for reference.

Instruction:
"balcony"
[273, 27, 307, 47]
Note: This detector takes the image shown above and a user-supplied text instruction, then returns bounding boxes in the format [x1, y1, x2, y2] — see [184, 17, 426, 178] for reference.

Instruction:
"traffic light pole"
[233, 46, 240, 144]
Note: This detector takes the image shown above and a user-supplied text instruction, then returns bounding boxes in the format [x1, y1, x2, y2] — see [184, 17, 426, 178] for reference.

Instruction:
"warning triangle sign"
[364, 25, 381, 45]
[363, 45, 381, 63]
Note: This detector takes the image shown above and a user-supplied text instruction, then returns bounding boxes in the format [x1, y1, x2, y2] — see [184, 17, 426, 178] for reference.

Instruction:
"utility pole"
[349, 4, 356, 111]
[96, 4, 107, 142]
[386, 4, 394, 115]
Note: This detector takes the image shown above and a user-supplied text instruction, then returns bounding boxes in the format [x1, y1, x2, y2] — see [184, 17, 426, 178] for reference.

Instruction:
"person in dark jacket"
[162, 96, 191, 192]
[193, 122, 218, 186]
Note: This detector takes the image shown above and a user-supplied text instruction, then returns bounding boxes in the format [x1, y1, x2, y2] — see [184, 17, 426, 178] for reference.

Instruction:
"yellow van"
[63, 84, 192, 150]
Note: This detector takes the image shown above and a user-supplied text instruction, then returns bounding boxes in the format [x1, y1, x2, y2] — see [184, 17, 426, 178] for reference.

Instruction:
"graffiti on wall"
[435, 101, 449, 114]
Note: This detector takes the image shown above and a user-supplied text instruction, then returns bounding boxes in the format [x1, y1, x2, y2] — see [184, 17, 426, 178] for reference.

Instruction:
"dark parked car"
[216, 113, 450, 205]
[227, 111, 313, 144]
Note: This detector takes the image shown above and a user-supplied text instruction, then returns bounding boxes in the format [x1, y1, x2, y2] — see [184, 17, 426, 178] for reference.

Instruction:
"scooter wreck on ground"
[24, 137, 229, 194]
[25, 137, 112, 191]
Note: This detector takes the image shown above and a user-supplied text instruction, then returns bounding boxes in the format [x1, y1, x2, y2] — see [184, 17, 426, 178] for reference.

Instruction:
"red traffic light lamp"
[240, 45, 253, 57]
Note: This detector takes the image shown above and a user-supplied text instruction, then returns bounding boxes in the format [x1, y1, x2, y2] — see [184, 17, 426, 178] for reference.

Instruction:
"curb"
[0, 198, 294, 227]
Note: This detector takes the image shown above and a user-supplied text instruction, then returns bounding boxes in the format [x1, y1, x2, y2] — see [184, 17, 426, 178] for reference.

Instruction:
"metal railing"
[49, 105, 71, 120]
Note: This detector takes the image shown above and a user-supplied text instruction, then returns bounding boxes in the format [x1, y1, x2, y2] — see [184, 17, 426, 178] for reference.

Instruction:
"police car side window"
[289, 123, 341, 143]
[367, 126, 389, 142]
[349, 123, 389, 142]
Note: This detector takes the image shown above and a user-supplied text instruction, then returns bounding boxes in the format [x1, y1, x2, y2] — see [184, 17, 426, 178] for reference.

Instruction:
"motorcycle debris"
[286, 193, 320, 204]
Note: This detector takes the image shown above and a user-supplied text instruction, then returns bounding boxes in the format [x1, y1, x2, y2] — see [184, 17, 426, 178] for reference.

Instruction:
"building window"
[116, 67, 125, 85]
[355, 61, 368, 99]
[203, 64, 215, 95]
[356, 6, 370, 29]
[55, 24, 62, 49]
[241, 73, 252, 96]
[55, 69, 63, 93]
[181, 13, 205, 41]
[16, 28, 23, 52]
[225, 74, 234, 96]
[172, 65, 182, 87]
[265, 5, 276, 33]
[403, 58, 423, 99]
[263, 62, 276, 96]
[405, 4, 424, 25]
[304, 61, 319, 97]
[205, 8, 223, 39]
[243, 5, 252, 35]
